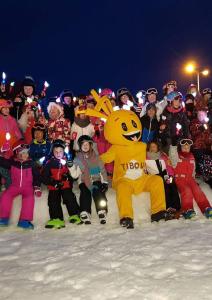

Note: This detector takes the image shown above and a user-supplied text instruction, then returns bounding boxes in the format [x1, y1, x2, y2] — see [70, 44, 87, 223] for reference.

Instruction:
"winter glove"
[67, 160, 73, 168]
[53, 181, 64, 189]
[61, 173, 71, 181]
[34, 186, 42, 198]
[100, 183, 108, 193]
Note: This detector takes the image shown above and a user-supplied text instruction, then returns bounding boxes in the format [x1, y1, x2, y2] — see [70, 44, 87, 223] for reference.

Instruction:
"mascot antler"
[85, 89, 114, 120]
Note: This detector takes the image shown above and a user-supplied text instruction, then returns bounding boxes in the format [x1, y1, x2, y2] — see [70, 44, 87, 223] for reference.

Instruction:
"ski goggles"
[33, 124, 46, 131]
[174, 94, 183, 101]
[117, 88, 129, 97]
[180, 139, 193, 146]
[167, 80, 177, 87]
[146, 88, 158, 95]
[202, 88, 212, 95]
[13, 144, 30, 153]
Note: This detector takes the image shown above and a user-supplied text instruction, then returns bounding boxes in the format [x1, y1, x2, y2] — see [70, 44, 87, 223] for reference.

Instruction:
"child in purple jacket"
[0, 140, 41, 229]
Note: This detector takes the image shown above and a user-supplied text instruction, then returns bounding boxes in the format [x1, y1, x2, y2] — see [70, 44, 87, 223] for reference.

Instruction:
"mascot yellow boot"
[86, 90, 167, 229]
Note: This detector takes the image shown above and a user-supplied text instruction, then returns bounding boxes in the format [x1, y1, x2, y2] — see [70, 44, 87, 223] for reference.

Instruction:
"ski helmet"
[78, 135, 93, 150]
[166, 91, 183, 102]
[60, 89, 74, 104]
[52, 139, 66, 150]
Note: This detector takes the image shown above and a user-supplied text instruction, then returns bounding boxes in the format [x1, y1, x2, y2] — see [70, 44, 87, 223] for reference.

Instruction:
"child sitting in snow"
[169, 138, 212, 219]
[69, 135, 108, 225]
[42, 139, 81, 229]
[146, 141, 181, 217]
[0, 141, 42, 229]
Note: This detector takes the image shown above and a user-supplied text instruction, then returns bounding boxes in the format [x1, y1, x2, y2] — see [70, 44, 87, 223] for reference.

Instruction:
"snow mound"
[0, 182, 212, 300]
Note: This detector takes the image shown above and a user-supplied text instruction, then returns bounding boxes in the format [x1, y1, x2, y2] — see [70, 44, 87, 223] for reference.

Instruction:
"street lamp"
[184, 62, 210, 91]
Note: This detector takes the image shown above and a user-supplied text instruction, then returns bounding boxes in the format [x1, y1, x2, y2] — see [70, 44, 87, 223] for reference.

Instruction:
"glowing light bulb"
[202, 69, 209, 76]
[44, 81, 49, 88]
[64, 146, 69, 154]
[99, 199, 107, 208]
[27, 97, 33, 104]
[39, 156, 45, 164]
[2, 72, 6, 81]
[176, 123, 182, 130]
[6, 132, 11, 141]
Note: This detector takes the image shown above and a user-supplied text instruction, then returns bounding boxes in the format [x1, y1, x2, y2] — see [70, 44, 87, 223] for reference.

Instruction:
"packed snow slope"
[0, 182, 212, 300]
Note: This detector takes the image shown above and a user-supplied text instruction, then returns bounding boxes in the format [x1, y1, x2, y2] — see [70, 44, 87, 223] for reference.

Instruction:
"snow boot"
[151, 210, 167, 222]
[0, 218, 9, 227]
[204, 207, 212, 219]
[151, 210, 175, 222]
[182, 209, 197, 220]
[120, 217, 134, 229]
[68, 214, 82, 224]
[98, 210, 107, 224]
[80, 211, 91, 225]
[17, 220, 34, 230]
[165, 208, 178, 220]
[45, 219, 65, 229]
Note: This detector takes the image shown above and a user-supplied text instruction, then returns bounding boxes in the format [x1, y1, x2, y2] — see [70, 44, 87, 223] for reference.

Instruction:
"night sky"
[1, 0, 212, 97]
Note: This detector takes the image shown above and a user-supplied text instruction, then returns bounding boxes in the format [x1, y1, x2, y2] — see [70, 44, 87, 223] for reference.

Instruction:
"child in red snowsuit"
[42, 139, 81, 229]
[169, 138, 212, 219]
[0, 141, 41, 229]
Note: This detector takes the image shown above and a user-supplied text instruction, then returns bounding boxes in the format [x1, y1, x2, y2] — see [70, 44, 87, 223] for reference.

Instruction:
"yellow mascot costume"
[86, 90, 166, 228]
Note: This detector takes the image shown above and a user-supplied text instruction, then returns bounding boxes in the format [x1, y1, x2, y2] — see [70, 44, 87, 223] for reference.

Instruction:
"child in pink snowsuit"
[0, 141, 41, 229]
[169, 138, 212, 219]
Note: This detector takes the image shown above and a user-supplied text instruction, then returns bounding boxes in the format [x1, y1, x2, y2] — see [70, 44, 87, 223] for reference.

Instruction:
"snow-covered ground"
[0, 182, 212, 300]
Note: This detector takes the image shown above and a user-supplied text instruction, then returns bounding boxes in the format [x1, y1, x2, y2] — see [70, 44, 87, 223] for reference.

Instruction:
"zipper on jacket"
[20, 163, 23, 187]
[147, 118, 152, 141]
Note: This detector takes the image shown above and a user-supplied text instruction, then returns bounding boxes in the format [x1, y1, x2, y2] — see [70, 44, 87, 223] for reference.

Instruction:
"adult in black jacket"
[60, 89, 75, 124]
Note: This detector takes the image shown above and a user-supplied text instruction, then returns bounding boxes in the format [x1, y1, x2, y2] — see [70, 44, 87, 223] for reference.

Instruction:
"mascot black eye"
[121, 123, 128, 131]
[132, 120, 137, 128]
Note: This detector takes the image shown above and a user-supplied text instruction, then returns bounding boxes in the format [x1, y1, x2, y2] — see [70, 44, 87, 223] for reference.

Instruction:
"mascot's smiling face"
[104, 110, 142, 146]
